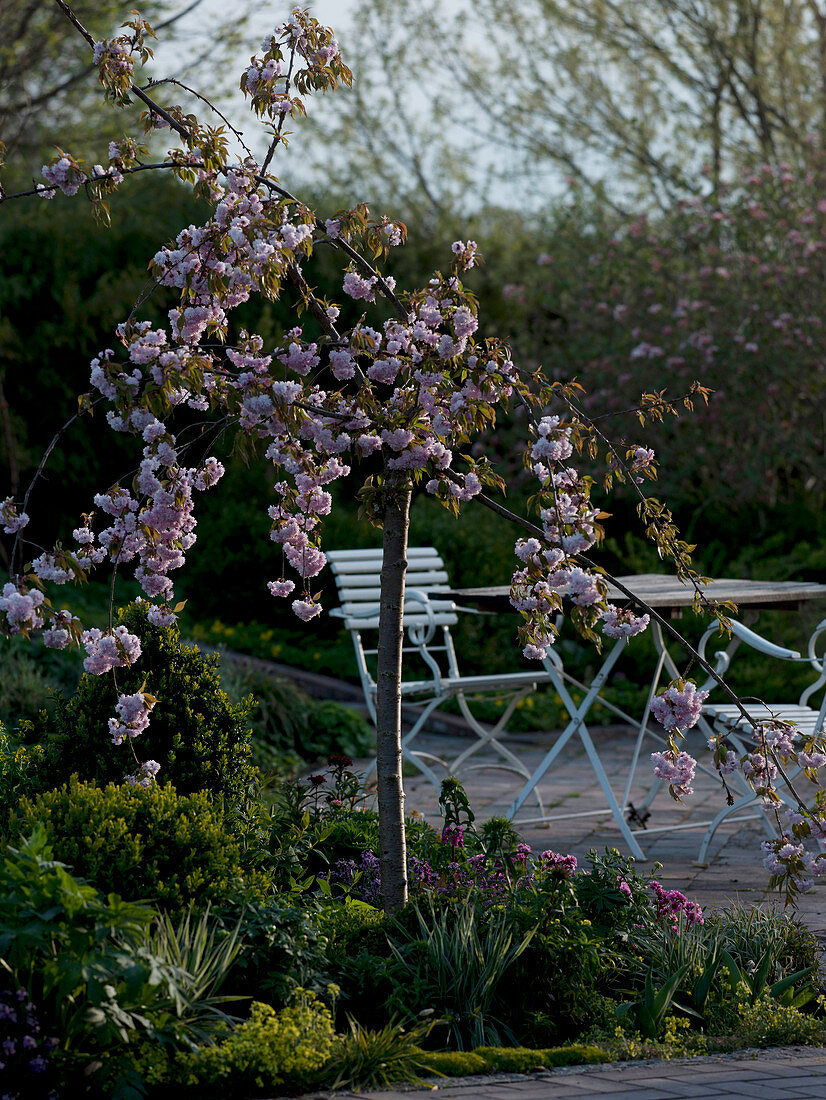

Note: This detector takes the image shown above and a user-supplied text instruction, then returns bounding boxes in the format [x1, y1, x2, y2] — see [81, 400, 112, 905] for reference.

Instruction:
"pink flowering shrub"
[496, 159, 826, 512]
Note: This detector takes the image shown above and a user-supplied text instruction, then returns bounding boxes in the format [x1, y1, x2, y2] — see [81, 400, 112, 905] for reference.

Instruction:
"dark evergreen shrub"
[40, 602, 257, 806]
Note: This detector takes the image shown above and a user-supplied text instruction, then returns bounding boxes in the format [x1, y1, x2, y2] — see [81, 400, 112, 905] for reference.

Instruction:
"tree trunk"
[375, 473, 411, 913]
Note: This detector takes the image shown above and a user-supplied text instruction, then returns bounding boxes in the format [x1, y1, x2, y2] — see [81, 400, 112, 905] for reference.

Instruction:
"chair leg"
[508, 641, 647, 860]
[449, 688, 535, 778]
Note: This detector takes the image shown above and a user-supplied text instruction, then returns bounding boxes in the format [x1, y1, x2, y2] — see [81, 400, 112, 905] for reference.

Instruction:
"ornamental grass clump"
[387, 900, 534, 1050]
[325, 1015, 435, 1090]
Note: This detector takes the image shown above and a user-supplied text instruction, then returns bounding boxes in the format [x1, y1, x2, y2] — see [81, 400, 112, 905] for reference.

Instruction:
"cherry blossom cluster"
[241, 7, 350, 122]
[700, 717, 826, 896]
[147, 172, 317, 343]
[92, 12, 155, 105]
[108, 691, 156, 746]
[509, 415, 639, 658]
[601, 604, 651, 639]
[451, 240, 479, 270]
[38, 148, 128, 201]
[762, 838, 826, 895]
[0, 567, 84, 648]
[758, 719, 800, 757]
[256, 278, 519, 617]
[741, 750, 778, 785]
[651, 749, 696, 797]
[93, 38, 134, 84]
[125, 759, 161, 789]
[650, 679, 708, 731]
[39, 153, 87, 198]
[0, 582, 45, 635]
[645, 681, 709, 798]
[0, 498, 29, 535]
[35, 150, 524, 635]
[15, 376, 225, 624]
[42, 609, 80, 651]
[81, 625, 142, 675]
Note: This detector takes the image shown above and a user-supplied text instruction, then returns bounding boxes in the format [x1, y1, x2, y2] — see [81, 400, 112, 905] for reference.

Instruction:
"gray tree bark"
[375, 473, 411, 913]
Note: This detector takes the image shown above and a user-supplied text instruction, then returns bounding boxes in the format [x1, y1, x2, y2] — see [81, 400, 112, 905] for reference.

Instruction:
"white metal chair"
[695, 616, 826, 862]
[327, 546, 543, 790]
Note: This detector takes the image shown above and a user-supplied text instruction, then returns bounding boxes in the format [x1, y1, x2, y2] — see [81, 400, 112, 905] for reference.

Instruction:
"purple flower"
[409, 856, 436, 889]
[539, 849, 578, 877]
[647, 880, 703, 927]
[442, 825, 465, 849]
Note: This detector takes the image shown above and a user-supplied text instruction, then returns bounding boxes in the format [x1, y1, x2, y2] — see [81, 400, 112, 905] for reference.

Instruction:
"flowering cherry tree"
[2, 0, 826, 911]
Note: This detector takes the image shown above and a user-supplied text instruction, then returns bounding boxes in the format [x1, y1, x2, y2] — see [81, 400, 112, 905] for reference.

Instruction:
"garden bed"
[1, 605, 825, 1099]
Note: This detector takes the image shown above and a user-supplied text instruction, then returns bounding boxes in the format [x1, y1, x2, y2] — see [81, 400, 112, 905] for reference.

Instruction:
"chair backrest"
[327, 546, 458, 632]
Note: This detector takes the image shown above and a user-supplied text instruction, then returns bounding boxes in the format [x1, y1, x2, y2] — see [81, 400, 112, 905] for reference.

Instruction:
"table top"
[444, 573, 826, 614]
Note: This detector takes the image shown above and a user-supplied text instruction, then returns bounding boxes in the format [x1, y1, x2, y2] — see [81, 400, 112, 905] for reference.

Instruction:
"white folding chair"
[327, 546, 543, 791]
[695, 616, 826, 862]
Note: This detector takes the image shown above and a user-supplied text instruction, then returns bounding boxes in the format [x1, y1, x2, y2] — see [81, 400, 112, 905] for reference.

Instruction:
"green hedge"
[9, 779, 270, 910]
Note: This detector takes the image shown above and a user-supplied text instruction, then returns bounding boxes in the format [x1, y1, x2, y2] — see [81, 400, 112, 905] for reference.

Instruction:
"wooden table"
[443, 574, 826, 858]
[446, 574, 826, 616]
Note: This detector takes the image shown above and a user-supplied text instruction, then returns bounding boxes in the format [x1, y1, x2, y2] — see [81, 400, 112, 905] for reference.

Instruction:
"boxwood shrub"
[9, 779, 271, 910]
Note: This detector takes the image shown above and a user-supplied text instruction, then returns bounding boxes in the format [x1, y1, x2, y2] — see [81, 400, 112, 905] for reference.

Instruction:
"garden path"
[325, 1044, 826, 1098]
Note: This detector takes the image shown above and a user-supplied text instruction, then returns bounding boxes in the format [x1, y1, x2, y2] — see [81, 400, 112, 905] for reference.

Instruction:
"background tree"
[294, 0, 826, 212]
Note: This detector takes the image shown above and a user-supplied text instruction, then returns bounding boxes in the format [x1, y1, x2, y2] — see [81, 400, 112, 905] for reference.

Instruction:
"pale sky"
[150, 0, 565, 211]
